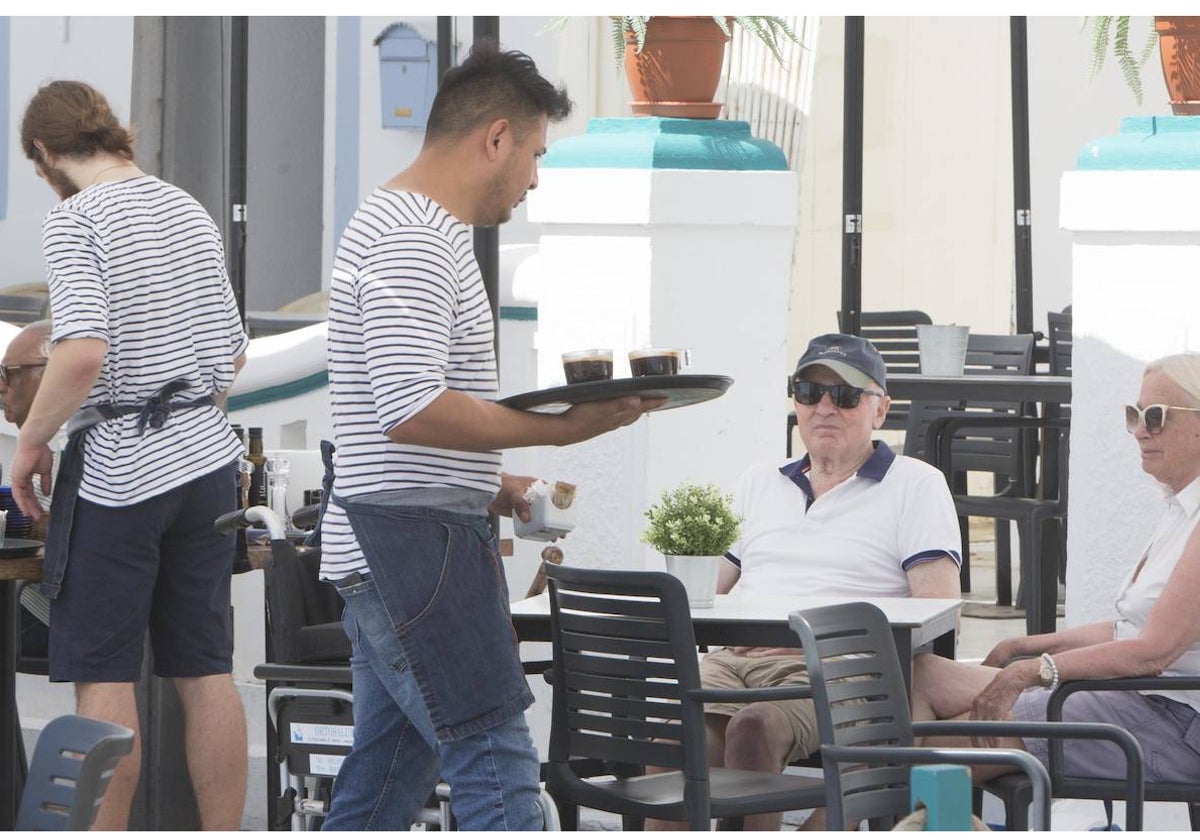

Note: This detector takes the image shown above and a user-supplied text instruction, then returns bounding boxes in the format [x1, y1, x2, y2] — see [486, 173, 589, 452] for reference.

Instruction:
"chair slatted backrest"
[838, 310, 933, 431]
[16, 715, 135, 831]
[788, 602, 915, 831]
[545, 564, 709, 783]
[1047, 310, 1072, 377]
[903, 333, 1036, 490]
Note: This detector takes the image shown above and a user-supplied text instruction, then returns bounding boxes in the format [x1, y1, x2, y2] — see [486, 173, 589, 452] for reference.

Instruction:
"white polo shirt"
[726, 442, 962, 600]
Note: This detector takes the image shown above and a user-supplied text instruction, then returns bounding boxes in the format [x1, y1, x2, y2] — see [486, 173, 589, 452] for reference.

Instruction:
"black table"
[885, 373, 1071, 406]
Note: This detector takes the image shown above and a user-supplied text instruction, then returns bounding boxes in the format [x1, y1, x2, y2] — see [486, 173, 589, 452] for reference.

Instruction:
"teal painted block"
[909, 764, 973, 831]
[1078, 115, 1200, 170]
[543, 117, 789, 171]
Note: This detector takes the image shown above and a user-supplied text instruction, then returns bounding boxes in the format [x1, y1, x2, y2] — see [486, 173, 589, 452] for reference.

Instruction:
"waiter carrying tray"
[319, 38, 663, 831]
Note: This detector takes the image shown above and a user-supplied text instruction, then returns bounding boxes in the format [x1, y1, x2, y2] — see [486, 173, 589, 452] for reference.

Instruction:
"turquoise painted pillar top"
[1078, 116, 1200, 170]
[542, 117, 788, 171]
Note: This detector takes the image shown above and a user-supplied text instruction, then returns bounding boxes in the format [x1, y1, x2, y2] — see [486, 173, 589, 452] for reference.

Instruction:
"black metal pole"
[229, 16, 249, 320]
[472, 17, 502, 359]
[1011, 16, 1034, 336]
[436, 17, 452, 83]
[841, 17, 865, 337]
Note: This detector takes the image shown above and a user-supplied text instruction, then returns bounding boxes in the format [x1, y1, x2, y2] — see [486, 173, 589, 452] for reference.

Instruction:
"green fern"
[1085, 15, 1157, 105]
[609, 15, 798, 68]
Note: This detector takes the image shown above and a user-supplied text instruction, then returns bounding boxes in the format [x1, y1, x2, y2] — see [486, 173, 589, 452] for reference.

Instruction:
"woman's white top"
[1113, 474, 1200, 713]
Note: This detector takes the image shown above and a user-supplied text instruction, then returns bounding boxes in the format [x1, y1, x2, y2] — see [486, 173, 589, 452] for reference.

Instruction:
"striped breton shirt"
[43, 175, 249, 506]
[320, 190, 500, 580]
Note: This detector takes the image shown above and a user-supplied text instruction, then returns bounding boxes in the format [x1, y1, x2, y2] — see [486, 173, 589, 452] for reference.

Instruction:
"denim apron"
[39, 379, 216, 598]
[333, 491, 534, 742]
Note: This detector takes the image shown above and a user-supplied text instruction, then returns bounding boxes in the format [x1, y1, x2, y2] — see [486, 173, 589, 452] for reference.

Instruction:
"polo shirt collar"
[779, 440, 896, 497]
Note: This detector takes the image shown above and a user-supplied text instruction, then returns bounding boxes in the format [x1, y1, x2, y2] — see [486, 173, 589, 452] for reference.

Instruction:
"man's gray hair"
[1146, 352, 1200, 406]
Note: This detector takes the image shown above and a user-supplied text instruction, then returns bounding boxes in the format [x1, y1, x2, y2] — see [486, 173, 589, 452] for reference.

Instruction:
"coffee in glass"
[562, 349, 614, 384]
[629, 348, 682, 377]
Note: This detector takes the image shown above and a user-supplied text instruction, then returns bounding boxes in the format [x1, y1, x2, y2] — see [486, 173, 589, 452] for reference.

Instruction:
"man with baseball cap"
[649, 333, 961, 832]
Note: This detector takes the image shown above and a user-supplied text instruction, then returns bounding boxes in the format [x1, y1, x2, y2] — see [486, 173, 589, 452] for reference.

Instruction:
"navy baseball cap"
[792, 333, 887, 391]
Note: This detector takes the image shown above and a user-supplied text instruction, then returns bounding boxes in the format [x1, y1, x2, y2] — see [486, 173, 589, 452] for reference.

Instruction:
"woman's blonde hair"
[1146, 353, 1200, 406]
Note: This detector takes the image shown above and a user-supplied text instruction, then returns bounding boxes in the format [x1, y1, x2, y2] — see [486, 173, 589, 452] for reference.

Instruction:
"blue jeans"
[321, 498, 541, 830]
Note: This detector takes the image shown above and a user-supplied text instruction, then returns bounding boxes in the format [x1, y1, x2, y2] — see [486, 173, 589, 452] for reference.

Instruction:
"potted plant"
[611, 16, 798, 118]
[1087, 15, 1200, 113]
[641, 482, 742, 609]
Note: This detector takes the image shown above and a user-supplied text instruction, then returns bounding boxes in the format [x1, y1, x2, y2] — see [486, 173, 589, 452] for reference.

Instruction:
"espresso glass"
[629, 348, 687, 377]
[562, 349, 614, 384]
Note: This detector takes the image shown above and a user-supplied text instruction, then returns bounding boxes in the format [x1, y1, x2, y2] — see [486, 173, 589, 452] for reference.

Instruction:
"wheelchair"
[215, 502, 559, 830]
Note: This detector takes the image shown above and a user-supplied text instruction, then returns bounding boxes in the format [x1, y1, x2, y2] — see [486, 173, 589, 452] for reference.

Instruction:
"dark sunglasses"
[0, 362, 46, 387]
[791, 379, 884, 409]
[1124, 403, 1200, 435]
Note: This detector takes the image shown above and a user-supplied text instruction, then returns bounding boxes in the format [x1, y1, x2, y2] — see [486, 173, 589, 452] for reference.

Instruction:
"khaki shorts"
[699, 647, 819, 763]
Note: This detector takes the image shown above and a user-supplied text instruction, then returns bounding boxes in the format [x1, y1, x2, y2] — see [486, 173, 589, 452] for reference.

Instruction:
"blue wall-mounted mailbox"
[375, 23, 437, 130]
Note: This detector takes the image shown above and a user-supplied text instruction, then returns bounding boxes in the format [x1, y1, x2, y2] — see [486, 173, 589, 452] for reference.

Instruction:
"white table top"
[510, 591, 962, 629]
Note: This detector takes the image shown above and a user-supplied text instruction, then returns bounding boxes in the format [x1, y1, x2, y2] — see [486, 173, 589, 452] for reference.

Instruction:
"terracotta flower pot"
[623, 17, 731, 119]
[1155, 16, 1200, 115]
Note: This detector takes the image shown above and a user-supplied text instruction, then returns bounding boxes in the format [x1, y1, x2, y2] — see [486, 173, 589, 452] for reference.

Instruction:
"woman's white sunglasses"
[1124, 403, 1200, 435]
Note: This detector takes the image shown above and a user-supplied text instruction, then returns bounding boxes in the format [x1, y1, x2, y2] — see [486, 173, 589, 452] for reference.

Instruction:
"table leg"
[1, 581, 19, 830]
[892, 627, 913, 695]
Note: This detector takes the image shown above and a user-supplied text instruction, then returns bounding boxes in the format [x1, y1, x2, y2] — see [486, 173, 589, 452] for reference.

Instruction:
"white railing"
[722, 16, 820, 171]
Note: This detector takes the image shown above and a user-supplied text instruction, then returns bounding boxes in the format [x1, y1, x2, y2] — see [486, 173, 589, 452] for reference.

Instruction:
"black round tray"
[498, 374, 734, 415]
[0, 538, 43, 560]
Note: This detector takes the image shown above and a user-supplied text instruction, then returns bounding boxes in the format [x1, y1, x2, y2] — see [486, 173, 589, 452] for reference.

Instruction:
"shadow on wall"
[1066, 332, 1164, 626]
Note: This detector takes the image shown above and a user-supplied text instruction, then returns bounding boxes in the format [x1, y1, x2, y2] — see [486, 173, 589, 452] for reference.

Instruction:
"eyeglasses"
[791, 379, 885, 410]
[0, 362, 46, 387]
[1124, 403, 1200, 435]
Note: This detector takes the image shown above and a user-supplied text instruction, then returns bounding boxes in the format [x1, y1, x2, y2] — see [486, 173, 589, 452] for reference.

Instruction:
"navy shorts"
[48, 462, 238, 683]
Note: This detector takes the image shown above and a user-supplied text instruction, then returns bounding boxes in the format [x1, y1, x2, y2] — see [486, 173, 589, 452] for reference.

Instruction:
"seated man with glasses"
[0, 320, 55, 658]
[649, 332, 962, 832]
[911, 352, 1200, 789]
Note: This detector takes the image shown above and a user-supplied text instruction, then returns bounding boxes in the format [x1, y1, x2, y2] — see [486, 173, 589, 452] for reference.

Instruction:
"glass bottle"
[247, 427, 267, 507]
[230, 424, 252, 573]
[266, 456, 296, 535]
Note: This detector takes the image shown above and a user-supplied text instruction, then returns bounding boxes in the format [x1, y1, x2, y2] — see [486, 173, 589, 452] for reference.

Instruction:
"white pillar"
[518, 118, 798, 573]
[1060, 116, 1200, 626]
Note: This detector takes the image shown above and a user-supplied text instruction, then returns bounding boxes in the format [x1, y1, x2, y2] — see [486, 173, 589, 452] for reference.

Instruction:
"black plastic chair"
[838, 309, 933, 431]
[544, 563, 826, 830]
[15, 714, 134, 831]
[984, 676, 1200, 830]
[1047, 309, 1072, 378]
[903, 332, 1037, 600]
[787, 602, 1145, 831]
[926, 415, 1069, 636]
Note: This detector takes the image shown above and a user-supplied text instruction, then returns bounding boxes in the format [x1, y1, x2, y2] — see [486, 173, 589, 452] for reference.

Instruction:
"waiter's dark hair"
[424, 37, 572, 144]
[21, 80, 135, 163]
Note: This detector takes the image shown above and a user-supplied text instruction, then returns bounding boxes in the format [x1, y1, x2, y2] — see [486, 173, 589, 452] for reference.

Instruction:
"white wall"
[789, 15, 1167, 363]
[1061, 171, 1200, 626]
[0, 16, 134, 290]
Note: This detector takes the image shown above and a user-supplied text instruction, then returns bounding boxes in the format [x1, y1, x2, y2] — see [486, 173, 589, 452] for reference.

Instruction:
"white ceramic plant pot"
[916, 324, 969, 376]
[664, 554, 722, 610]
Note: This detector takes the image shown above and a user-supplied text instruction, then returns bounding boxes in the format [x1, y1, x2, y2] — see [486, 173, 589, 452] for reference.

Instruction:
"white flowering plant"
[641, 482, 742, 557]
